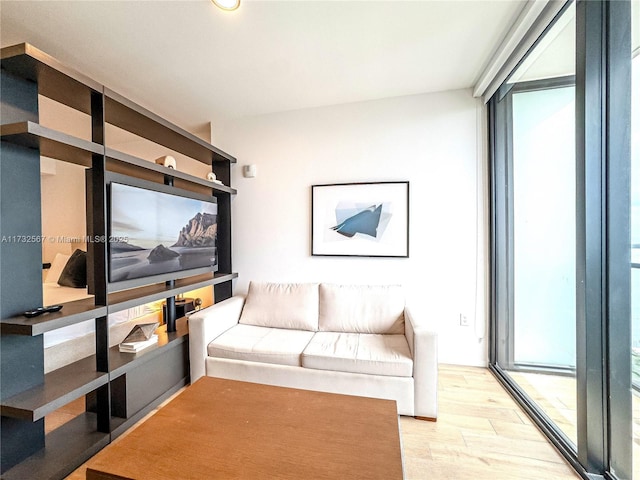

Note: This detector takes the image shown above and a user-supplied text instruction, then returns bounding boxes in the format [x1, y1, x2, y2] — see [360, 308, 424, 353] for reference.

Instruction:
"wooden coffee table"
[85, 377, 404, 479]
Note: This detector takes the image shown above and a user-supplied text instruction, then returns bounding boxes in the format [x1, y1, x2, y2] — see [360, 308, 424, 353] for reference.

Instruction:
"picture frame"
[311, 181, 409, 257]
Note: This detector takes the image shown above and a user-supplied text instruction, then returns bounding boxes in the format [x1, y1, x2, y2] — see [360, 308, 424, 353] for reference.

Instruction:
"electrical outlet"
[459, 314, 470, 326]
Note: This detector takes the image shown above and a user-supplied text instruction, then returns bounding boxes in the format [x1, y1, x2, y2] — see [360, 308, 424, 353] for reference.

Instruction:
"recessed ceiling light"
[212, 0, 240, 11]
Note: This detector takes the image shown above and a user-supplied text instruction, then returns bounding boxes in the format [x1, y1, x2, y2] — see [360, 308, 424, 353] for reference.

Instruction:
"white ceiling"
[1, 0, 526, 132]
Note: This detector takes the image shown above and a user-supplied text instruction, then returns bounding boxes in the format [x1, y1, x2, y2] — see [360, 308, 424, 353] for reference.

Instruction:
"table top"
[86, 377, 403, 480]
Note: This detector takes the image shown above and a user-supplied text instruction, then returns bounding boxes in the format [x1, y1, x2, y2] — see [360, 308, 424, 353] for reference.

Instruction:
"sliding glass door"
[491, 2, 578, 447]
[510, 80, 577, 443]
[632, 2, 639, 476]
[512, 83, 576, 374]
[489, 1, 634, 478]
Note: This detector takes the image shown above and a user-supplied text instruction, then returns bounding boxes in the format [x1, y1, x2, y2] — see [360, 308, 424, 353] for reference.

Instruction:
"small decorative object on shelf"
[163, 298, 195, 320]
[155, 155, 176, 169]
[119, 322, 159, 353]
[194, 297, 203, 311]
[207, 171, 224, 185]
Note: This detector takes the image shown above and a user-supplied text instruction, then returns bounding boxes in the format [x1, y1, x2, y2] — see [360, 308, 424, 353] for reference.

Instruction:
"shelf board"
[1, 356, 108, 421]
[104, 88, 236, 165]
[106, 147, 237, 195]
[1, 43, 102, 115]
[0, 298, 107, 336]
[1, 121, 104, 167]
[108, 272, 238, 314]
[109, 317, 189, 378]
[1, 412, 109, 480]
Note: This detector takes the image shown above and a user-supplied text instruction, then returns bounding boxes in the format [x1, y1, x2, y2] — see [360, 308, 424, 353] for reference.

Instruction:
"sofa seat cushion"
[318, 284, 405, 334]
[301, 332, 413, 377]
[208, 324, 315, 367]
[239, 282, 319, 331]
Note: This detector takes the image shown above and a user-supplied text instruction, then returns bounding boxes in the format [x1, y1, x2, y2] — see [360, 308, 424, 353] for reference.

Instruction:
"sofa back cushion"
[318, 284, 405, 334]
[239, 282, 319, 331]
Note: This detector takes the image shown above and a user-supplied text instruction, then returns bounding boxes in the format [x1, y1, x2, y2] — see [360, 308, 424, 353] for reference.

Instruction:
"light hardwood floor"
[509, 371, 578, 445]
[61, 365, 580, 480]
[400, 365, 579, 480]
[510, 370, 640, 479]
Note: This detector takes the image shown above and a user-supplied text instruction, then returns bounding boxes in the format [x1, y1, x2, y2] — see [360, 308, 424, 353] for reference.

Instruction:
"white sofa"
[189, 282, 438, 418]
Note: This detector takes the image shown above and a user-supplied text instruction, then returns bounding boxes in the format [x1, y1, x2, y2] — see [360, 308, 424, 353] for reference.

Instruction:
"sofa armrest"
[188, 295, 245, 382]
[404, 307, 438, 419]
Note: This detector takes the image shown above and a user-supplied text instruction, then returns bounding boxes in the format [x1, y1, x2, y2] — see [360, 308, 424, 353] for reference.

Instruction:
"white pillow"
[239, 282, 319, 331]
[318, 284, 405, 334]
[45, 253, 71, 283]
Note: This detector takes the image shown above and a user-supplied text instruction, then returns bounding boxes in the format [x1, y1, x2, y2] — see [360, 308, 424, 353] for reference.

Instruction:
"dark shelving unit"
[1, 413, 109, 480]
[108, 380, 186, 439]
[104, 88, 236, 165]
[0, 43, 101, 114]
[108, 317, 189, 378]
[0, 299, 106, 336]
[0, 43, 237, 479]
[108, 272, 238, 313]
[0, 121, 104, 167]
[1, 356, 108, 421]
[105, 147, 237, 194]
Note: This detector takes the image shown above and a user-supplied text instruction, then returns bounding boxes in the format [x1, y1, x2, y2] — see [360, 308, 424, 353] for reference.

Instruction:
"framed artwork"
[311, 181, 409, 257]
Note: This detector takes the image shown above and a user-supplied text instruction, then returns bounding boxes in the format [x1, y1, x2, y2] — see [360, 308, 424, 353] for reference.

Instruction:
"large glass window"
[512, 85, 576, 372]
[489, 1, 633, 478]
[491, 3, 578, 446]
[511, 82, 577, 444]
[631, 2, 639, 477]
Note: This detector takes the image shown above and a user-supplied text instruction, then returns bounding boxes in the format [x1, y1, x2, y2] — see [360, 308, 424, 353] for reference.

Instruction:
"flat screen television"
[108, 180, 218, 284]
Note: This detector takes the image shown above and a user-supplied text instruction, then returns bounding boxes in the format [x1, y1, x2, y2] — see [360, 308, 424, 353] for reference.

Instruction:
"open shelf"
[0, 356, 107, 421]
[0, 298, 107, 336]
[107, 272, 238, 314]
[104, 88, 236, 165]
[1, 412, 109, 480]
[0, 121, 104, 167]
[105, 147, 237, 195]
[1, 43, 101, 115]
[109, 317, 189, 378]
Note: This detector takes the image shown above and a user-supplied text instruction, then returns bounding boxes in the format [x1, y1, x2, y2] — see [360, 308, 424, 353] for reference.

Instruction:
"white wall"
[218, 89, 488, 366]
[40, 161, 87, 263]
[39, 96, 90, 263]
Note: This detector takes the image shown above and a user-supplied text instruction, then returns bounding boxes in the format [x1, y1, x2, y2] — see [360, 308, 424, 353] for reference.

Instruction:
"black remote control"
[23, 305, 63, 318]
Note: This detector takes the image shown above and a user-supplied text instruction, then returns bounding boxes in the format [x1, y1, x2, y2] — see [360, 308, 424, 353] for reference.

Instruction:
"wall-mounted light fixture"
[212, 0, 240, 11]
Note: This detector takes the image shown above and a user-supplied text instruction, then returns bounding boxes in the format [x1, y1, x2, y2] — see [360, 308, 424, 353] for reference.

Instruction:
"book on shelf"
[119, 322, 159, 353]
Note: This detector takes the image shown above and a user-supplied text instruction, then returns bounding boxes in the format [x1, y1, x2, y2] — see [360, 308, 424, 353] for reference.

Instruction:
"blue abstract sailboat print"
[331, 204, 382, 238]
